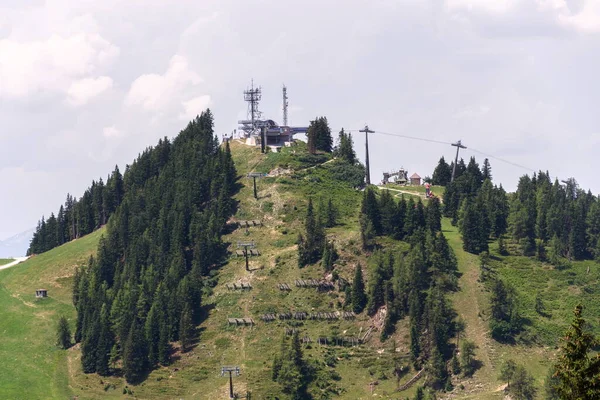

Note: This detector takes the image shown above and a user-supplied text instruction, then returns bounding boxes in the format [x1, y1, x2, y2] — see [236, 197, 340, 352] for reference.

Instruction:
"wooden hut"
[410, 173, 421, 186]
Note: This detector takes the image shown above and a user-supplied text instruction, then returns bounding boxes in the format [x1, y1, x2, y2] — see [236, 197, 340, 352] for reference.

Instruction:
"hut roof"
[410, 173, 421, 179]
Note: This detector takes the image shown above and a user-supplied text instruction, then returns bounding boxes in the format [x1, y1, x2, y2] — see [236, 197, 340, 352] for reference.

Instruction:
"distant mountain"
[0, 228, 34, 258]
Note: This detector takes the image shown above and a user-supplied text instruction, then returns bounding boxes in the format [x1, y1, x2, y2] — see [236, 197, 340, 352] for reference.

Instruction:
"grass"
[1, 140, 593, 399]
[443, 219, 600, 398]
[0, 258, 14, 266]
[0, 228, 103, 399]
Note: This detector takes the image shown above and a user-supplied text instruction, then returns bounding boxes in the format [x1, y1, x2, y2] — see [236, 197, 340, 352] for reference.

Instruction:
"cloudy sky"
[1, 0, 600, 240]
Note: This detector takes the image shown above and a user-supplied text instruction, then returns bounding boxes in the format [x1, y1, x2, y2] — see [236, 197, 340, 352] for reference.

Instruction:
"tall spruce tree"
[56, 315, 72, 349]
[431, 157, 452, 186]
[298, 198, 326, 267]
[334, 128, 356, 164]
[481, 158, 492, 181]
[553, 305, 600, 399]
[123, 319, 148, 384]
[307, 116, 333, 154]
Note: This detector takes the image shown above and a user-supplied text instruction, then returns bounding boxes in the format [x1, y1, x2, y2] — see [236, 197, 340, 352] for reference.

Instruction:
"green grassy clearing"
[0, 228, 103, 399]
[0, 258, 14, 266]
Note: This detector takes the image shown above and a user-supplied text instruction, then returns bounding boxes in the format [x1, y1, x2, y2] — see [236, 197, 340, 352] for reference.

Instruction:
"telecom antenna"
[243, 79, 262, 136]
[282, 84, 289, 126]
[359, 125, 374, 185]
[451, 140, 467, 182]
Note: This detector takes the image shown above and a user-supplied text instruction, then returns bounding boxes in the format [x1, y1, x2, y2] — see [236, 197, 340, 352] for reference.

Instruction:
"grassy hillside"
[1, 141, 596, 399]
[0, 228, 103, 399]
[0, 258, 14, 266]
[62, 141, 422, 399]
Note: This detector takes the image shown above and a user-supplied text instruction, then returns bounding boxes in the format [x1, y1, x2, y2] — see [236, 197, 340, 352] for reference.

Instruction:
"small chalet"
[410, 173, 421, 186]
[35, 289, 48, 298]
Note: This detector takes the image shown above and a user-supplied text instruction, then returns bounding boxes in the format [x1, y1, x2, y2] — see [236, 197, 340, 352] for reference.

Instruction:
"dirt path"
[444, 221, 497, 397]
[376, 186, 429, 200]
[0, 256, 29, 270]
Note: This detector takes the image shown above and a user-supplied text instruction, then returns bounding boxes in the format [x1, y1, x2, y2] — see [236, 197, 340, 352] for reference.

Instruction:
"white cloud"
[453, 105, 491, 119]
[102, 126, 122, 138]
[179, 95, 212, 120]
[446, 0, 600, 34]
[125, 55, 202, 111]
[0, 33, 119, 99]
[556, 0, 600, 33]
[67, 76, 113, 106]
[446, 0, 518, 14]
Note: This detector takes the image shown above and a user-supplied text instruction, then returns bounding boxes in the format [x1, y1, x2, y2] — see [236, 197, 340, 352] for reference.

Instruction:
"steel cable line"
[347, 129, 453, 146]
[467, 147, 535, 173]
[347, 128, 534, 173]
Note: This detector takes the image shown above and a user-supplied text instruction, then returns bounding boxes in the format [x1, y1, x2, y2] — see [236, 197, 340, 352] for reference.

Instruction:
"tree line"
[509, 174, 600, 263]
[28, 165, 125, 255]
[72, 110, 237, 383]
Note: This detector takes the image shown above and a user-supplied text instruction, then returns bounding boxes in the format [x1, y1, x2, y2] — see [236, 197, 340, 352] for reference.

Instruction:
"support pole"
[229, 371, 234, 399]
[245, 247, 249, 271]
[359, 125, 374, 185]
[451, 140, 467, 182]
[261, 127, 266, 154]
[253, 177, 258, 200]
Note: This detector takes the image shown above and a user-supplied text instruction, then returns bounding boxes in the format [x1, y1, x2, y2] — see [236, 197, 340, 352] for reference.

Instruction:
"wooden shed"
[410, 173, 421, 186]
[36, 289, 48, 298]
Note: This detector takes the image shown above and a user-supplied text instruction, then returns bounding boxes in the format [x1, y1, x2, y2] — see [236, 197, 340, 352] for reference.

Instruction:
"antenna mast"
[243, 79, 262, 136]
[282, 85, 289, 126]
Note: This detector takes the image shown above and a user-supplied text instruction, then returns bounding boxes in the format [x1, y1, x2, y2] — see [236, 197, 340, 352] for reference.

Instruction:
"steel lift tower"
[360, 125, 374, 185]
[451, 140, 467, 182]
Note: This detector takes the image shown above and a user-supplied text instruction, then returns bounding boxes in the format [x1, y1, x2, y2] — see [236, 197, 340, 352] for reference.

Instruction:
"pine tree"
[426, 197, 442, 232]
[459, 340, 476, 377]
[359, 214, 376, 250]
[325, 198, 337, 228]
[481, 158, 492, 181]
[298, 198, 325, 267]
[81, 312, 100, 373]
[351, 264, 367, 314]
[553, 305, 600, 399]
[459, 198, 488, 254]
[307, 116, 333, 154]
[427, 345, 447, 389]
[431, 157, 452, 186]
[361, 187, 382, 235]
[145, 301, 161, 366]
[499, 359, 517, 388]
[276, 332, 306, 397]
[123, 320, 148, 384]
[410, 321, 421, 368]
[321, 240, 337, 272]
[334, 128, 356, 164]
[179, 303, 194, 353]
[109, 344, 120, 373]
[366, 269, 385, 316]
[56, 315, 72, 349]
[158, 318, 171, 365]
[96, 304, 113, 376]
[510, 365, 537, 400]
